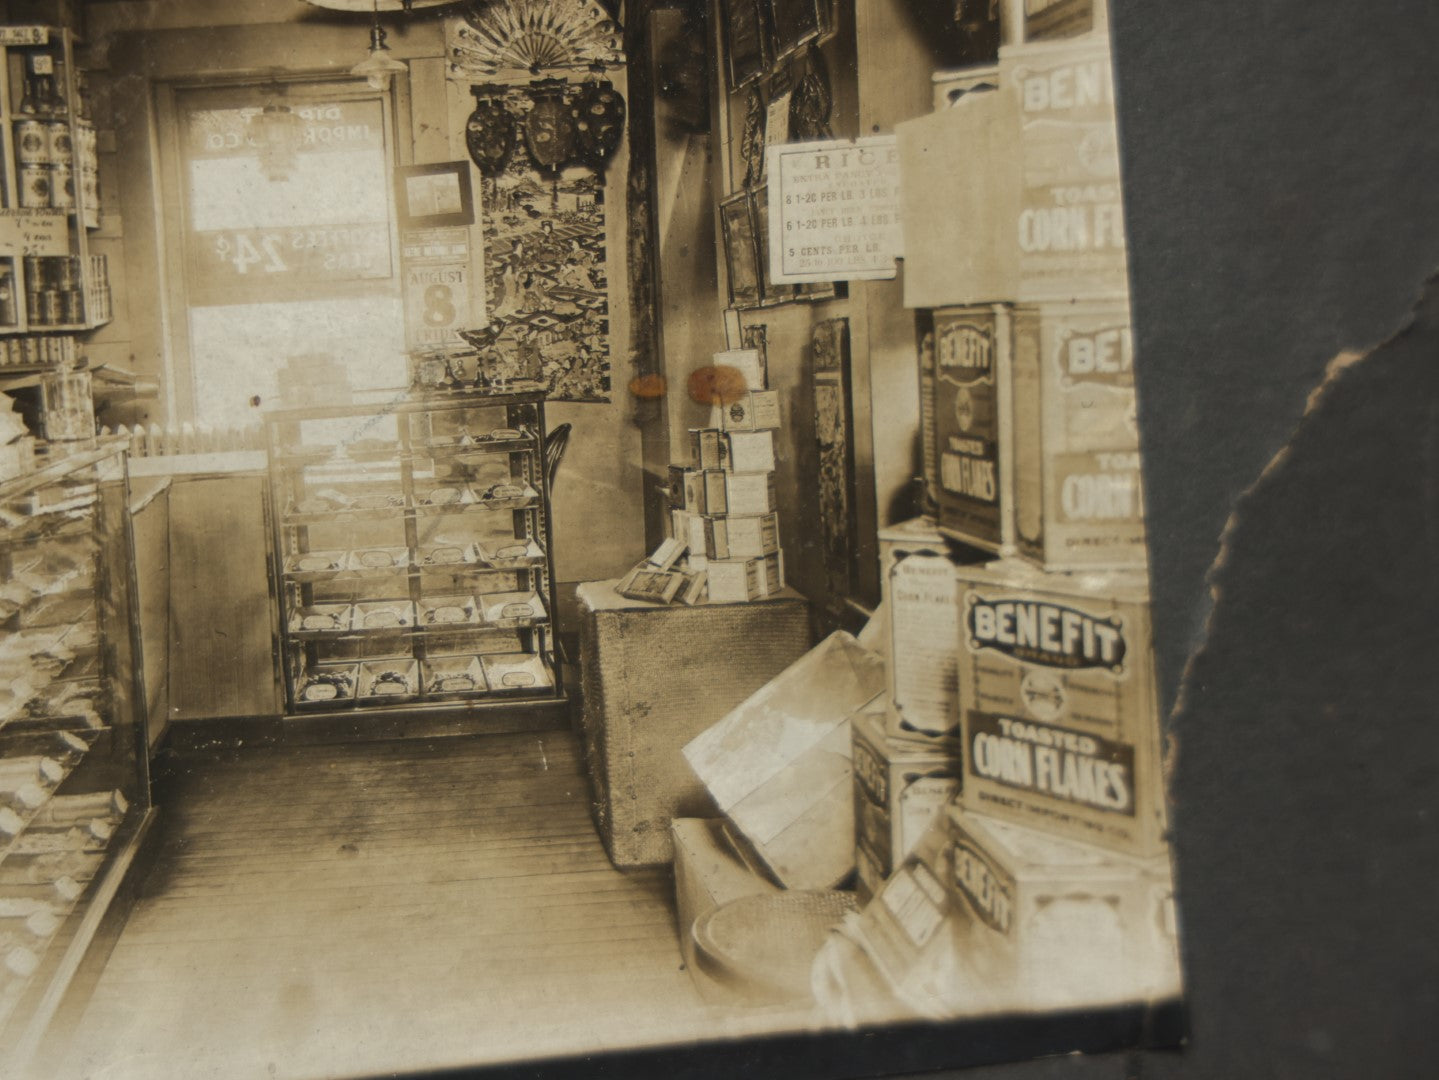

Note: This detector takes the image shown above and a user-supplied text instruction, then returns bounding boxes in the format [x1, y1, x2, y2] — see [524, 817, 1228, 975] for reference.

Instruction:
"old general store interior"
[0, 0, 1183, 1077]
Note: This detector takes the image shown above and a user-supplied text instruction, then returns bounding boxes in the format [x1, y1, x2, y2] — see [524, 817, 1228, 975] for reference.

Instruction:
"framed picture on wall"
[723, 0, 770, 89]
[720, 191, 763, 308]
[395, 161, 475, 229]
[767, 0, 824, 61]
[751, 184, 795, 306]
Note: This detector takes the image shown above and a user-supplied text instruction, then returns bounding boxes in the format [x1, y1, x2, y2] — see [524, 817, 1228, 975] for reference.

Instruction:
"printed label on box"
[721, 390, 781, 431]
[888, 550, 961, 738]
[950, 833, 1017, 935]
[934, 308, 1002, 546]
[967, 711, 1136, 817]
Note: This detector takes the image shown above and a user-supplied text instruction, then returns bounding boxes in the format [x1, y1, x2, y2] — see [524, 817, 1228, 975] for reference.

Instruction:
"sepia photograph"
[0, 0, 1433, 1079]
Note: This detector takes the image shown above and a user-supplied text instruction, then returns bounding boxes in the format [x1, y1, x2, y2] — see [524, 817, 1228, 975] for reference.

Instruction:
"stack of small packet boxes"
[667, 348, 785, 604]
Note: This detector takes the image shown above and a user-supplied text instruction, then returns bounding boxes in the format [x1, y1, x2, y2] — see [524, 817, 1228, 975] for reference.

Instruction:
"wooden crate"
[576, 580, 812, 867]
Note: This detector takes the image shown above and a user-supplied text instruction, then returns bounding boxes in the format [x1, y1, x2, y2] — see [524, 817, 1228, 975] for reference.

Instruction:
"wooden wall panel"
[167, 474, 279, 720]
[130, 480, 171, 745]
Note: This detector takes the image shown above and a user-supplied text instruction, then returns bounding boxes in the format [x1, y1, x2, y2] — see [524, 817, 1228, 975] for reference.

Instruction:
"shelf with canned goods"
[0, 24, 111, 337]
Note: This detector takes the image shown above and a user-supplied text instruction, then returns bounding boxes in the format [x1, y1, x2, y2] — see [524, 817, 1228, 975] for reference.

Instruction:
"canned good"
[45, 121, 71, 164]
[17, 165, 49, 208]
[49, 164, 74, 209]
[37, 290, 62, 327]
[81, 167, 98, 220]
[14, 120, 47, 165]
[55, 256, 80, 292]
[22, 255, 45, 290]
[60, 290, 84, 326]
[0, 268, 16, 327]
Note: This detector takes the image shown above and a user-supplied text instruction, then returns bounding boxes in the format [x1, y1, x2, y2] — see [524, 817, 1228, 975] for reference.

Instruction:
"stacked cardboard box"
[822, 7, 1181, 1019]
[666, 348, 786, 604]
[899, 34, 1145, 572]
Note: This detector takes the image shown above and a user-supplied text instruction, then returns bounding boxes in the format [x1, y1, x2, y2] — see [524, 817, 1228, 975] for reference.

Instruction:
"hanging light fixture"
[350, 1, 409, 91]
[251, 91, 304, 182]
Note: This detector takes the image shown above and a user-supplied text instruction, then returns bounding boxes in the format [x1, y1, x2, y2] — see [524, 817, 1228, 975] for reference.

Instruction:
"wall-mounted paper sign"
[764, 136, 903, 284]
[402, 226, 484, 350]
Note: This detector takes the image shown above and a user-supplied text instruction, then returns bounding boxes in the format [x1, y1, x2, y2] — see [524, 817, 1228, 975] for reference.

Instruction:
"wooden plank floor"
[52, 730, 814, 1080]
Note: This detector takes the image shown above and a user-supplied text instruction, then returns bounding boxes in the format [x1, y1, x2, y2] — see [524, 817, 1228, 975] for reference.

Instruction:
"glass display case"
[265, 389, 563, 714]
[0, 442, 152, 1067]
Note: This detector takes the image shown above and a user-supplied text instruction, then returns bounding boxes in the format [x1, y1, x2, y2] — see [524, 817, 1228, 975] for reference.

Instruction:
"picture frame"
[720, 190, 763, 309]
[723, 0, 770, 90]
[767, 0, 824, 62]
[395, 161, 475, 229]
[751, 183, 796, 306]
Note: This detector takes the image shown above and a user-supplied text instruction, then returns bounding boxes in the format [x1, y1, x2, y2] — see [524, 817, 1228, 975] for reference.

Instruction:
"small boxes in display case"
[472, 481, 539, 511]
[421, 655, 487, 697]
[289, 603, 352, 634]
[286, 550, 346, 575]
[476, 538, 545, 569]
[295, 663, 360, 707]
[358, 659, 419, 701]
[347, 547, 410, 571]
[268, 391, 563, 713]
[417, 540, 479, 567]
[481, 653, 553, 693]
[353, 600, 415, 631]
[418, 594, 479, 627]
[480, 590, 547, 629]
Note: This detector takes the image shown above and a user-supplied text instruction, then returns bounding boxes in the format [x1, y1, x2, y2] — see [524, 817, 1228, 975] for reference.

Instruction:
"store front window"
[169, 81, 405, 426]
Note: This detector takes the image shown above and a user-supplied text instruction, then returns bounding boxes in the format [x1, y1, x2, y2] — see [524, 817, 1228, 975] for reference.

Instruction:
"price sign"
[0, 27, 49, 46]
[765, 136, 904, 283]
[191, 224, 393, 286]
[0, 209, 68, 257]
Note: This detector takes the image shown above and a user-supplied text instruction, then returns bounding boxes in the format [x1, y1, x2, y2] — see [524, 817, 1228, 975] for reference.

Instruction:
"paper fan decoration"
[450, 0, 625, 78]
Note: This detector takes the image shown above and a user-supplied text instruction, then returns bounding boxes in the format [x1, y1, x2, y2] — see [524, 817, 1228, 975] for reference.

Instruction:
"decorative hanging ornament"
[789, 44, 834, 142]
[523, 78, 576, 173]
[739, 87, 765, 188]
[465, 87, 516, 177]
[570, 78, 625, 166]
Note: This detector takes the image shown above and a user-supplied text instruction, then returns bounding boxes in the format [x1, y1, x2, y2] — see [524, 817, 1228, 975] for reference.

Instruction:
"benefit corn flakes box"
[852, 702, 961, 903]
[929, 304, 1012, 552]
[942, 804, 1180, 1010]
[1010, 299, 1147, 571]
[999, 35, 1129, 302]
[956, 557, 1167, 857]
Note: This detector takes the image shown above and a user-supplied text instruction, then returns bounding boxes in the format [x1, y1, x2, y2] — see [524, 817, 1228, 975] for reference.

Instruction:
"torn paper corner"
[1170, 268, 1439, 731]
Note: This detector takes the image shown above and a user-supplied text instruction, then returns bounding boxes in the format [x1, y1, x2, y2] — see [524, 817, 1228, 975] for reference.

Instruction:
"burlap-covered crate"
[576, 580, 812, 868]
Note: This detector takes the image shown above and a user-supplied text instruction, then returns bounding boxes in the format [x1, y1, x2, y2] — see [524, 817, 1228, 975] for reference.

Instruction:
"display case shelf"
[0, 443, 153, 1071]
[265, 389, 563, 715]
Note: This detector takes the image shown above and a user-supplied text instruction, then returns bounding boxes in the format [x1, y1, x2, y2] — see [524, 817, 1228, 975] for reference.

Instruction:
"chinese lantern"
[571, 79, 625, 167]
[465, 87, 515, 178]
[522, 79, 576, 174]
